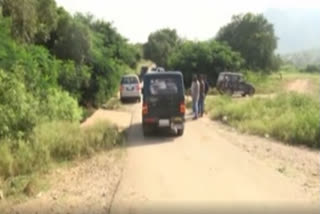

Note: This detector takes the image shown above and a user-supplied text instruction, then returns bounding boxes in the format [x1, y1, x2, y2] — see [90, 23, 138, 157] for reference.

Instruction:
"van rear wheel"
[143, 126, 152, 137]
[177, 128, 184, 136]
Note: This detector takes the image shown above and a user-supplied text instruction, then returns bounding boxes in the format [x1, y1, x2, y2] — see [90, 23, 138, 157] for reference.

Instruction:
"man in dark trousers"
[198, 75, 206, 117]
[203, 75, 210, 115]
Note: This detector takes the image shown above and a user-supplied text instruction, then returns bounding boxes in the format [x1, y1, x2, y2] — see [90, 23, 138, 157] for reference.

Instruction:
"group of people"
[191, 74, 209, 120]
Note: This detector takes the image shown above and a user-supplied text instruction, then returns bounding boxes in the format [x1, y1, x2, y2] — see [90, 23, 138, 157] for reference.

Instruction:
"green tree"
[34, 0, 58, 44]
[1, 0, 38, 43]
[168, 40, 244, 87]
[52, 12, 91, 64]
[0, 0, 58, 43]
[216, 13, 278, 71]
[143, 28, 180, 67]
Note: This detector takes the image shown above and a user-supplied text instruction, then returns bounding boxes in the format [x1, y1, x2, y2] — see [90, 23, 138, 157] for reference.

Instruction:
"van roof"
[144, 71, 183, 77]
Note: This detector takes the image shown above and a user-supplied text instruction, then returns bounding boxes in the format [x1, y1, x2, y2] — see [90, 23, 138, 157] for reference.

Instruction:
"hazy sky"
[55, 0, 320, 43]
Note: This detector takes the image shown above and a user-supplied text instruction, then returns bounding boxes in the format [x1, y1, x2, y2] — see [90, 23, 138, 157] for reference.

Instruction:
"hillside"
[264, 8, 320, 54]
[282, 49, 320, 68]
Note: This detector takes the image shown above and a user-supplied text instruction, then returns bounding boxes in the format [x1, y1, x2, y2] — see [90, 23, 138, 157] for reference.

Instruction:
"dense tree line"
[0, 0, 141, 139]
[168, 40, 244, 87]
[143, 13, 280, 86]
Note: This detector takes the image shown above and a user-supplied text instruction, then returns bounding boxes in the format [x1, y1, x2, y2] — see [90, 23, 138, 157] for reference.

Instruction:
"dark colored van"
[142, 72, 185, 136]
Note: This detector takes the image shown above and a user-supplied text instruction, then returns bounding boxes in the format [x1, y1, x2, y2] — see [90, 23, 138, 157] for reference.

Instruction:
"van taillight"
[180, 101, 186, 114]
[120, 85, 124, 91]
[136, 84, 140, 91]
[142, 102, 148, 115]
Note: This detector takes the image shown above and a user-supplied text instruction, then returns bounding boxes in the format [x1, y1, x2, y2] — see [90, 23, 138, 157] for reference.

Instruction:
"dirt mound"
[286, 79, 311, 94]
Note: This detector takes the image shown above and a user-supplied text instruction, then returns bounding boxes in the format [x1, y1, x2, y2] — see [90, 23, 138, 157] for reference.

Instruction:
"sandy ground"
[111, 103, 319, 214]
[286, 79, 311, 94]
[1, 102, 318, 214]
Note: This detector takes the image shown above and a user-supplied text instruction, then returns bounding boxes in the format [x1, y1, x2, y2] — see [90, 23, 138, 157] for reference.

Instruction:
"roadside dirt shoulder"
[0, 109, 133, 214]
[201, 117, 320, 201]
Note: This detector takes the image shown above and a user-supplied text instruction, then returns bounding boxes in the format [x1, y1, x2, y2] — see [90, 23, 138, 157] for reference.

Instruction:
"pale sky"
[55, 0, 320, 43]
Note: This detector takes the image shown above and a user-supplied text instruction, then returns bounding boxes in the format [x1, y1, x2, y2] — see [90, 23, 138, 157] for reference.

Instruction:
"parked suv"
[216, 72, 255, 96]
[142, 72, 185, 136]
[120, 74, 141, 102]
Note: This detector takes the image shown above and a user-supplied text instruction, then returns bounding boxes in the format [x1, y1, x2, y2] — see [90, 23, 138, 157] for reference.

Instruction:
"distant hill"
[282, 49, 320, 68]
[264, 8, 320, 54]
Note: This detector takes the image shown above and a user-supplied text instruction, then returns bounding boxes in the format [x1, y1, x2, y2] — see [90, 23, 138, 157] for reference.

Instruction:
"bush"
[0, 121, 123, 180]
[39, 88, 83, 122]
[206, 93, 319, 148]
[0, 68, 83, 139]
[0, 69, 38, 138]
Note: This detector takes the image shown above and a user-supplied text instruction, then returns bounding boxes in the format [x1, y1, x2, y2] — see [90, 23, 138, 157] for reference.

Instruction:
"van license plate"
[172, 124, 183, 130]
[159, 119, 170, 127]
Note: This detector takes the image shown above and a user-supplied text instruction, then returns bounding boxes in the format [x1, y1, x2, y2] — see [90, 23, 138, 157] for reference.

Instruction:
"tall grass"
[243, 68, 320, 96]
[206, 93, 319, 148]
[0, 121, 123, 197]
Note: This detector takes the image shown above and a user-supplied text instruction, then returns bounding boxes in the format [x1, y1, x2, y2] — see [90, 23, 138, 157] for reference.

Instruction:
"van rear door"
[144, 74, 185, 118]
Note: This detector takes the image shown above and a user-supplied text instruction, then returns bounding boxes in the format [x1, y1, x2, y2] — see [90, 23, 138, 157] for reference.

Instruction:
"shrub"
[206, 93, 319, 148]
[0, 69, 38, 138]
[38, 88, 83, 122]
[0, 120, 122, 181]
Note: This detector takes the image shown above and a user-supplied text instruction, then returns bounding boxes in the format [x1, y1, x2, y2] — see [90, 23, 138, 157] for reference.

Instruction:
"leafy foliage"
[143, 28, 180, 67]
[0, 0, 58, 43]
[168, 40, 244, 87]
[216, 13, 279, 71]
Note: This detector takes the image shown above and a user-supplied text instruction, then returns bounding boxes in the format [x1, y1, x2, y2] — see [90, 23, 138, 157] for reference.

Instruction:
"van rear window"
[148, 77, 179, 95]
[121, 77, 139, 84]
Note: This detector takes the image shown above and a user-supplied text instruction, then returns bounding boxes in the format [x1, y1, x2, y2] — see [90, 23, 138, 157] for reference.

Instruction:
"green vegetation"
[0, 0, 139, 198]
[143, 28, 180, 67]
[216, 13, 281, 72]
[143, 13, 280, 88]
[206, 93, 319, 148]
[0, 1, 140, 137]
[0, 121, 123, 197]
[168, 40, 244, 87]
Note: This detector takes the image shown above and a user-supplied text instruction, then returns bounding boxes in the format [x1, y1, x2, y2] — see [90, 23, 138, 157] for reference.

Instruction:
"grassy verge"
[206, 93, 319, 148]
[243, 69, 319, 95]
[0, 121, 123, 199]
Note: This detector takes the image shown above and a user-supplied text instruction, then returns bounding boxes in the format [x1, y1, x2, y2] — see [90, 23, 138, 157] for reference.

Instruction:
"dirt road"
[111, 103, 319, 214]
[1, 103, 318, 214]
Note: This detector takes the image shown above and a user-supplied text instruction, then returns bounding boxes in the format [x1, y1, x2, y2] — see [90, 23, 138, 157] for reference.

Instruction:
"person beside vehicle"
[191, 75, 200, 120]
[198, 75, 206, 117]
[203, 75, 210, 115]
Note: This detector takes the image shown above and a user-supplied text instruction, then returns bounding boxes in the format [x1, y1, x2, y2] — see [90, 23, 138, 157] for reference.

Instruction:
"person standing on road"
[203, 75, 210, 115]
[191, 75, 200, 120]
[198, 75, 206, 117]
